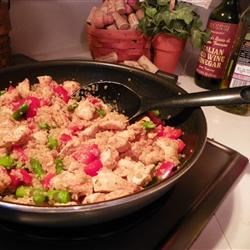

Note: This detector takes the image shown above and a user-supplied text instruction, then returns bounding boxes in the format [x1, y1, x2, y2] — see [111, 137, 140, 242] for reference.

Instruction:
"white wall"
[10, 0, 101, 60]
[9, 0, 249, 75]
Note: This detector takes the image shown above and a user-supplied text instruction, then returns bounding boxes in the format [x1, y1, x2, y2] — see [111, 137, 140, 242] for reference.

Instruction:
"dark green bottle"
[218, 6, 250, 116]
[194, 0, 240, 90]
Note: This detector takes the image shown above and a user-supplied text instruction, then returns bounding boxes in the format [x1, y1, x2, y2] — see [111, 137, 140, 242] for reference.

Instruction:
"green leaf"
[145, 7, 157, 18]
[138, 0, 209, 48]
[174, 6, 194, 25]
[191, 29, 210, 48]
[157, 0, 169, 6]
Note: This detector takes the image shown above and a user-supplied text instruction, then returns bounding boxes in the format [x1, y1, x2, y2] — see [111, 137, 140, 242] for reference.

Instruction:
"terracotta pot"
[152, 33, 186, 74]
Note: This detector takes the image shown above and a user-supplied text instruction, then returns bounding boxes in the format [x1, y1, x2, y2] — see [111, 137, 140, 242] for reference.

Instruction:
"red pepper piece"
[72, 144, 100, 164]
[53, 85, 70, 103]
[155, 161, 176, 180]
[84, 159, 103, 177]
[59, 133, 72, 143]
[42, 173, 55, 189]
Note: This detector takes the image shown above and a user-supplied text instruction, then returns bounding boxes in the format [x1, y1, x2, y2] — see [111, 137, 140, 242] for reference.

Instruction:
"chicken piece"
[94, 131, 114, 150]
[115, 157, 155, 186]
[92, 170, 138, 193]
[0, 88, 20, 106]
[100, 148, 119, 169]
[26, 144, 56, 173]
[155, 138, 179, 165]
[63, 80, 81, 96]
[139, 144, 165, 165]
[98, 112, 128, 130]
[32, 130, 48, 145]
[50, 171, 93, 197]
[80, 124, 99, 138]
[82, 192, 106, 204]
[33, 76, 54, 99]
[0, 167, 11, 193]
[105, 188, 138, 201]
[74, 99, 96, 121]
[16, 78, 30, 98]
[0, 123, 31, 148]
[108, 131, 131, 153]
[0, 147, 7, 157]
[35, 102, 70, 128]
[37, 75, 53, 85]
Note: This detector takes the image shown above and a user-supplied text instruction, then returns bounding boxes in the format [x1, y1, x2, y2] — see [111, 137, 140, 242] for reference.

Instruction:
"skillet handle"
[169, 86, 250, 107]
[155, 70, 178, 84]
[147, 86, 250, 110]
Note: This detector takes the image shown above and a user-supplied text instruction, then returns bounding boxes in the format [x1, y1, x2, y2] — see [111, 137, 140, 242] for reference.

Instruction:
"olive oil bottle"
[218, 6, 250, 116]
[194, 0, 240, 90]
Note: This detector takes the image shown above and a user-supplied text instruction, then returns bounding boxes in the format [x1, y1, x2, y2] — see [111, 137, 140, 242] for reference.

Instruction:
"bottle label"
[230, 35, 250, 87]
[196, 20, 238, 79]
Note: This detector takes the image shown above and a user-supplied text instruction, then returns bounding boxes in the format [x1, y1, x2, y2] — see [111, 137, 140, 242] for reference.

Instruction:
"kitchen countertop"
[178, 75, 250, 250]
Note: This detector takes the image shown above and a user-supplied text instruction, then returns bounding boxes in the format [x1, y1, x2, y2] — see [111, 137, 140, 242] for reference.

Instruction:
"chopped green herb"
[96, 108, 106, 118]
[67, 102, 79, 112]
[16, 185, 32, 198]
[142, 120, 156, 130]
[30, 158, 44, 178]
[38, 123, 50, 130]
[12, 103, 29, 120]
[0, 90, 6, 96]
[55, 158, 64, 174]
[32, 188, 47, 205]
[47, 136, 59, 150]
[49, 190, 70, 204]
[0, 155, 16, 169]
[151, 110, 160, 116]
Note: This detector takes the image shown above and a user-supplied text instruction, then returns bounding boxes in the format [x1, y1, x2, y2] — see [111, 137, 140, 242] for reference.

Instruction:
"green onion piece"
[32, 188, 47, 205]
[48, 189, 71, 203]
[0, 90, 6, 96]
[38, 123, 50, 130]
[30, 158, 44, 178]
[0, 155, 16, 169]
[47, 136, 59, 150]
[54, 190, 71, 204]
[142, 120, 156, 130]
[47, 189, 57, 201]
[67, 102, 78, 112]
[16, 185, 32, 198]
[151, 109, 160, 116]
[12, 103, 29, 120]
[96, 108, 106, 118]
[55, 158, 64, 174]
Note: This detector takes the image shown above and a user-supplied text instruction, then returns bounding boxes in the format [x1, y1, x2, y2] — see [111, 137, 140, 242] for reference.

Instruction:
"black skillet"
[0, 60, 207, 227]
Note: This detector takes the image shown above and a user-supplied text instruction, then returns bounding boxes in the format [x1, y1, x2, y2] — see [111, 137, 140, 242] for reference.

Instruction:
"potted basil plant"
[138, 0, 209, 73]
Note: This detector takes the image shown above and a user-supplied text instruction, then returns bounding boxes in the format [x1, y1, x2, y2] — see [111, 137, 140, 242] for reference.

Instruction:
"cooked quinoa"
[0, 76, 185, 206]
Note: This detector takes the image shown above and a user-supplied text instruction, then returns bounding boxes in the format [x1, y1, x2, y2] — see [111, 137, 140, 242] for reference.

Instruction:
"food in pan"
[0, 76, 185, 206]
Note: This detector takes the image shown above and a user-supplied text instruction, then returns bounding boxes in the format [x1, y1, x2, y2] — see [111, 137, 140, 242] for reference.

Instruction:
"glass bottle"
[218, 6, 250, 116]
[194, 0, 240, 90]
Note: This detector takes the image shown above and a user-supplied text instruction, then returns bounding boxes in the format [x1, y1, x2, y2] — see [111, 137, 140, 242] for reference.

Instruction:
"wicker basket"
[87, 24, 151, 62]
